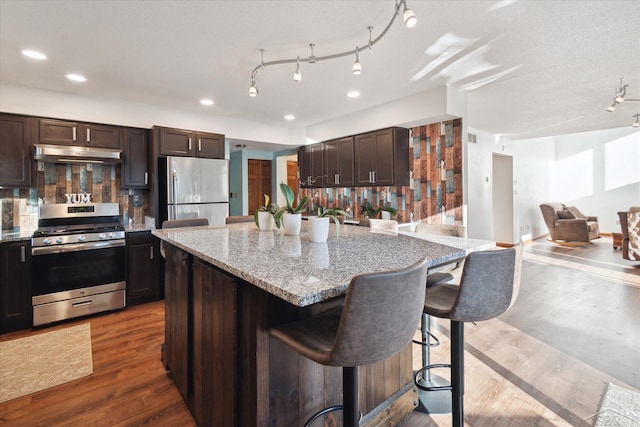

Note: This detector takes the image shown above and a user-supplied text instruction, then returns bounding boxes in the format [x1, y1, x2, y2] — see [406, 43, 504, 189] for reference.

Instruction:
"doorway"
[492, 153, 514, 245]
[248, 159, 272, 214]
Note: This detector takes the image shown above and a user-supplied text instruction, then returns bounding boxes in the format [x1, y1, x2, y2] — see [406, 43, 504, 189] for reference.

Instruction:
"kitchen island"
[153, 222, 470, 426]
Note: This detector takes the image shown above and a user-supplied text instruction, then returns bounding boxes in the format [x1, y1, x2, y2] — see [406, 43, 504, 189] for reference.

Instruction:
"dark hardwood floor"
[1, 236, 638, 426]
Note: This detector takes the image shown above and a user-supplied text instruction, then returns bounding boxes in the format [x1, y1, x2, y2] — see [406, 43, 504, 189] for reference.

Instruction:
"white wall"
[468, 125, 640, 242]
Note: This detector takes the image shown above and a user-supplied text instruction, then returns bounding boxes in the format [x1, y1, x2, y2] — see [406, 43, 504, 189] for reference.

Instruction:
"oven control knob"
[56, 237, 64, 244]
[78, 235, 86, 242]
[98, 233, 107, 240]
[43, 238, 52, 245]
[108, 232, 116, 239]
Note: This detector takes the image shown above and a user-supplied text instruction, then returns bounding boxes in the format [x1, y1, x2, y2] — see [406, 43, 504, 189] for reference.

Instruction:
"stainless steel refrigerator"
[161, 156, 229, 227]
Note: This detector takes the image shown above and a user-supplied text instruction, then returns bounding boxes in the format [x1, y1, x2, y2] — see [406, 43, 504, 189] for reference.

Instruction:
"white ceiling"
[1, 0, 639, 150]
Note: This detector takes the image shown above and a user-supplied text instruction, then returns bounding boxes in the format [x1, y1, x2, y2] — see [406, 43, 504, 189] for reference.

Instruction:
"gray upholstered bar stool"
[414, 223, 467, 413]
[269, 258, 429, 427]
[159, 218, 209, 258]
[225, 215, 254, 224]
[415, 245, 521, 427]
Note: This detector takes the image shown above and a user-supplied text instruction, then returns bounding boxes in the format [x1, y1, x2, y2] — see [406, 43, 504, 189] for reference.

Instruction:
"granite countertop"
[398, 230, 495, 254]
[0, 230, 33, 243]
[153, 222, 469, 307]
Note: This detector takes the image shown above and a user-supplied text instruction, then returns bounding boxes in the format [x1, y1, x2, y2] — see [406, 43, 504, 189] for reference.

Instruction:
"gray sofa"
[540, 202, 600, 242]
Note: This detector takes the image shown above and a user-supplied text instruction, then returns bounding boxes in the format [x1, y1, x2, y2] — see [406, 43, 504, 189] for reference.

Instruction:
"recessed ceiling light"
[347, 91, 360, 98]
[284, 114, 295, 121]
[66, 73, 87, 82]
[200, 99, 214, 106]
[22, 49, 47, 60]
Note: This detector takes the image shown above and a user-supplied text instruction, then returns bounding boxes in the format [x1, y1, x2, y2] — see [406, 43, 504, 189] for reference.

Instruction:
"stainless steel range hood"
[34, 144, 122, 164]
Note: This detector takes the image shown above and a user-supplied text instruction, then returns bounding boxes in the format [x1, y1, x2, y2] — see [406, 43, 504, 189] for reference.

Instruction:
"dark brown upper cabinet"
[157, 126, 224, 159]
[354, 127, 409, 187]
[0, 113, 33, 188]
[324, 136, 354, 187]
[38, 118, 121, 149]
[122, 127, 149, 188]
[298, 143, 325, 188]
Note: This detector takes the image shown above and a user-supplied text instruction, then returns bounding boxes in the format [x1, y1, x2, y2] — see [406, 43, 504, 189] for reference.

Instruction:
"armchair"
[540, 203, 600, 243]
[617, 207, 640, 261]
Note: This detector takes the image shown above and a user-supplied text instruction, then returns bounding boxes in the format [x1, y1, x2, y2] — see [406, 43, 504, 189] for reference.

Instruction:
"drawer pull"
[72, 300, 93, 308]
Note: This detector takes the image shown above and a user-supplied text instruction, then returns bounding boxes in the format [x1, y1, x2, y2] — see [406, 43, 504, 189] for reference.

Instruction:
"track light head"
[607, 102, 616, 112]
[249, 79, 258, 97]
[615, 90, 626, 103]
[293, 57, 302, 82]
[402, 2, 417, 28]
[353, 48, 361, 75]
[633, 114, 640, 128]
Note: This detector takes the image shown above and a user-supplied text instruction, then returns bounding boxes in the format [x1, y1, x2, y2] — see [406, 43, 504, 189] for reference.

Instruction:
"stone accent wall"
[1, 163, 147, 233]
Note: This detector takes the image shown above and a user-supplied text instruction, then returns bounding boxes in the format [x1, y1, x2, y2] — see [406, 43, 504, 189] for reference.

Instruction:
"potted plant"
[274, 182, 310, 236]
[360, 202, 376, 219]
[310, 206, 351, 242]
[377, 206, 398, 220]
[253, 194, 278, 231]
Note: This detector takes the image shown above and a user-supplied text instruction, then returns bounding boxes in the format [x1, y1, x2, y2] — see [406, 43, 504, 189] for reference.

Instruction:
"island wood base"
[164, 244, 419, 426]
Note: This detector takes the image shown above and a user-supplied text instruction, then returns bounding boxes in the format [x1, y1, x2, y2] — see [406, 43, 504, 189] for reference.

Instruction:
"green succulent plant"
[315, 206, 351, 237]
[253, 194, 279, 228]
[274, 183, 310, 228]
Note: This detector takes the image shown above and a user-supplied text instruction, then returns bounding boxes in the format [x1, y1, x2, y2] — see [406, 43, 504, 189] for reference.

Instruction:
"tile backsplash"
[1, 163, 147, 233]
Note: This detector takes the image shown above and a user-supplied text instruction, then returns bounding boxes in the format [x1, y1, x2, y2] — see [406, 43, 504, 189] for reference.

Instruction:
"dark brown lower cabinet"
[192, 259, 237, 427]
[126, 231, 159, 305]
[0, 241, 32, 333]
[163, 243, 190, 402]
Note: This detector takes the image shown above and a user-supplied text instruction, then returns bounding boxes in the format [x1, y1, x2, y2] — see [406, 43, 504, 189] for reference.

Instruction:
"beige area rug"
[0, 323, 93, 403]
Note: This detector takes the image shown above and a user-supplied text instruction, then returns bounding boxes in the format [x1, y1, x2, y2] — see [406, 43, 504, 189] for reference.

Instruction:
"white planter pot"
[309, 217, 330, 243]
[381, 210, 391, 220]
[283, 213, 302, 236]
[257, 211, 274, 231]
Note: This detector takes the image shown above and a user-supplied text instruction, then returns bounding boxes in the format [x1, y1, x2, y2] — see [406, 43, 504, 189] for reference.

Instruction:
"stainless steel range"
[31, 203, 126, 326]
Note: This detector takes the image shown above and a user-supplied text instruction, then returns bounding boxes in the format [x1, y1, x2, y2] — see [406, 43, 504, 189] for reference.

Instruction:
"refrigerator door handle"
[171, 169, 178, 204]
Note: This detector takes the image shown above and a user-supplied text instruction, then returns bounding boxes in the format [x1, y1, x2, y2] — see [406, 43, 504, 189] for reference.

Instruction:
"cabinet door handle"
[21, 245, 26, 263]
[335, 174, 340, 185]
[198, 139, 202, 152]
[188, 138, 192, 151]
[144, 172, 148, 185]
[150, 246, 154, 260]
[372, 171, 376, 183]
[368, 171, 373, 183]
[72, 127, 77, 142]
[86, 128, 91, 143]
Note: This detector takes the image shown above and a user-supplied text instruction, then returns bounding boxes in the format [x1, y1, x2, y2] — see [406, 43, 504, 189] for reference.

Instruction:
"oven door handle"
[32, 240, 125, 256]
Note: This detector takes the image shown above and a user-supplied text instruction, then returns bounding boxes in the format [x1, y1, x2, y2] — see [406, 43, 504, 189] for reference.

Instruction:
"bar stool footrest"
[414, 363, 453, 392]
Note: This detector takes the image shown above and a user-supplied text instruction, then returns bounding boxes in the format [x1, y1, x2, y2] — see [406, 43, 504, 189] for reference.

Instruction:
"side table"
[612, 232, 622, 249]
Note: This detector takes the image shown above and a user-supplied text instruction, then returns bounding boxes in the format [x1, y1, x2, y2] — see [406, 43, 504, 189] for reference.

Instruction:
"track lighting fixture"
[402, 2, 417, 28]
[605, 78, 640, 127]
[248, 0, 417, 96]
[293, 57, 302, 82]
[353, 48, 361, 75]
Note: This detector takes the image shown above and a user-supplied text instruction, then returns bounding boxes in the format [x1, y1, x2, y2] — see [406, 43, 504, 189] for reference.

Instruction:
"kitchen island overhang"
[153, 222, 473, 426]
